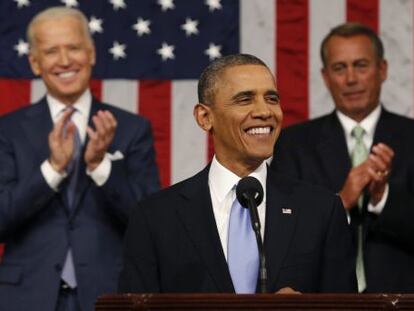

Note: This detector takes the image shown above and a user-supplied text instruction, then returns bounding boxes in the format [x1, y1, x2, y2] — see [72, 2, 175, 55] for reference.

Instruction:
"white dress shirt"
[208, 156, 267, 260]
[336, 105, 388, 215]
[40, 90, 112, 190]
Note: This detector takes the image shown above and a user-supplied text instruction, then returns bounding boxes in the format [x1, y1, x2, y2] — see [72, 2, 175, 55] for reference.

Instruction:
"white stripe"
[309, 0, 346, 119]
[380, 0, 414, 117]
[240, 0, 276, 74]
[30, 79, 47, 103]
[102, 80, 138, 114]
[171, 80, 207, 184]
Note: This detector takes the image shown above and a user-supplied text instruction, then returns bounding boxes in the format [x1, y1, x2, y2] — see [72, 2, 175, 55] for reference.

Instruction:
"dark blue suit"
[0, 97, 160, 311]
[271, 108, 414, 292]
[119, 165, 356, 293]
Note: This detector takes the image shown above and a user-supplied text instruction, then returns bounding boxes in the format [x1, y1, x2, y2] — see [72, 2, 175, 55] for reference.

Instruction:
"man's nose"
[345, 67, 357, 84]
[57, 49, 70, 66]
[252, 98, 271, 119]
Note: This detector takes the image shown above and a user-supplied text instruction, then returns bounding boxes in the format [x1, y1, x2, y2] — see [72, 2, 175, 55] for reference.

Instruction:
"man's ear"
[379, 59, 388, 82]
[321, 67, 330, 89]
[89, 44, 96, 66]
[193, 103, 213, 132]
[28, 51, 41, 76]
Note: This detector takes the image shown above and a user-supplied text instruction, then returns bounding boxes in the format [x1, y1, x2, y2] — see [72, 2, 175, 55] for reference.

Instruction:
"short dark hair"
[197, 54, 269, 104]
[320, 22, 384, 67]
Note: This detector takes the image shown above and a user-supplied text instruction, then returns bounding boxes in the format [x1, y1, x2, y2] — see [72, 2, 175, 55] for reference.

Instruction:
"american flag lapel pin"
[282, 208, 292, 214]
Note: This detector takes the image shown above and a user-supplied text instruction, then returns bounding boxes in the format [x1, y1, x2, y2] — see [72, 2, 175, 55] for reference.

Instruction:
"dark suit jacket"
[0, 97, 160, 311]
[271, 107, 414, 292]
[118, 165, 356, 293]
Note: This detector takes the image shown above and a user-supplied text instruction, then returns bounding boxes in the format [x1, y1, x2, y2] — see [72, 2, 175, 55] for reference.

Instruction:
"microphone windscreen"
[236, 176, 264, 208]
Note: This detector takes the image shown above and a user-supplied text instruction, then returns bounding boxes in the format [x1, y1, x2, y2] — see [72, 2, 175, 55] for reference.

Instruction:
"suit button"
[55, 264, 62, 272]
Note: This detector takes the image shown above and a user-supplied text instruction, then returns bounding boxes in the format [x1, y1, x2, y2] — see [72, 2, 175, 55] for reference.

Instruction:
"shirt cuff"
[86, 153, 112, 186]
[41, 160, 67, 191]
[367, 184, 389, 215]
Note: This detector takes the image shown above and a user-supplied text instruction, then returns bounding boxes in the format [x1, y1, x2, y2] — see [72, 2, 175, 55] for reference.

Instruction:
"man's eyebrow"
[231, 90, 255, 101]
[353, 58, 370, 64]
[264, 90, 280, 101]
[265, 90, 279, 96]
[331, 58, 369, 66]
[231, 90, 280, 101]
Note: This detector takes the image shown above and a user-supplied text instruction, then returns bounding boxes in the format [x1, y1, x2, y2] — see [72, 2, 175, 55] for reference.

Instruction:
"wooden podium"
[96, 293, 414, 310]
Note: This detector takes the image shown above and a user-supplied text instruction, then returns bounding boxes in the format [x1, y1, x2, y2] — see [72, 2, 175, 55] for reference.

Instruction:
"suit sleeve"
[118, 204, 160, 293]
[366, 133, 414, 252]
[370, 179, 414, 252]
[95, 117, 160, 223]
[0, 123, 55, 240]
[271, 131, 302, 178]
[320, 195, 357, 292]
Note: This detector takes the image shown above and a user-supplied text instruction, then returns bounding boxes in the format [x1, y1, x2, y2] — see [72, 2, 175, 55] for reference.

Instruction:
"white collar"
[208, 155, 267, 204]
[336, 104, 381, 138]
[47, 90, 92, 121]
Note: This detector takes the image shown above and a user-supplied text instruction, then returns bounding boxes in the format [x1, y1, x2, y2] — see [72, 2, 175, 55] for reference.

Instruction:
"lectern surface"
[96, 293, 414, 310]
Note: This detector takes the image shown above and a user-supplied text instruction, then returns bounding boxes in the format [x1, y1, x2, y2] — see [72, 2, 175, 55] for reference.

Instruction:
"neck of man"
[215, 154, 263, 178]
[340, 104, 380, 123]
[51, 90, 87, 106]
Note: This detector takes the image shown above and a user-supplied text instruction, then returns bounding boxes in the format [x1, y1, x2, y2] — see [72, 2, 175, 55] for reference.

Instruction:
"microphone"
[236, 176, 267, 293]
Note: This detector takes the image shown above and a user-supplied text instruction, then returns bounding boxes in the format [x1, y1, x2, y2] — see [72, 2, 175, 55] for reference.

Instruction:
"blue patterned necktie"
[65, 122, 81, 208]
[61, 112, 81, 289]
[351, 125, 368, 293]
[227, 189, 259, 293]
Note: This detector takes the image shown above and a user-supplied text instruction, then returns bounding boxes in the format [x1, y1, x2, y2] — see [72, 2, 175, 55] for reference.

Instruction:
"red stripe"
[89, 79, 102, 101]
[0, 80, 29, 258]
[0, 79, 31, 116]
[276, 0, 309, 127]
[347, 0, 379, 32]
[138, 80, 171, 188]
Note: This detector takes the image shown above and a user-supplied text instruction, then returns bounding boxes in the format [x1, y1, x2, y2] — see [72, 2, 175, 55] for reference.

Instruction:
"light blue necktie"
[61, 114, 81, 288]
[351, 125, 368, 293]
[227, 191, 259, 293]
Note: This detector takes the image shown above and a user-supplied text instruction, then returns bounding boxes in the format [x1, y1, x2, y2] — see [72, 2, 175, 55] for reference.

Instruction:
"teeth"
[246, 127, 271, 135]
[57, 71, 76, 79]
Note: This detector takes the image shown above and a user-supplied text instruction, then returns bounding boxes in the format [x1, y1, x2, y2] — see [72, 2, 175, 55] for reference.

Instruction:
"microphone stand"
[245, 194, 267, 293]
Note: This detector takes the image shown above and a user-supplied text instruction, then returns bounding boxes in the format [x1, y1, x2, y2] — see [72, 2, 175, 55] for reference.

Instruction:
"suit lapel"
[373, 108, 393, 147]
[264, 170, 298, 291]
[20, 98, 53, 163]
[20, 99, 70, 212]
[175, 166, 234, 292]
[70, 99, 101, 216]
[361, 108, 394, 236]
[69, 160, 89, 218]
[315, 113, 351, 191]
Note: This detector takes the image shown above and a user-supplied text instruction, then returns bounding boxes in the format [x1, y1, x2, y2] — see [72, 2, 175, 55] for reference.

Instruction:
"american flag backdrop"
[1, 0, 414, 187]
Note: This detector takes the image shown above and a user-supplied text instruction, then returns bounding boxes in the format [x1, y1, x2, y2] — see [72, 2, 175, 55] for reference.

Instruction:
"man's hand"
[339, 143, 394, 210]
[48, 108, 76, 173]
[275, 287, 301, 294]
[84, 110, 117, 171]
[339, 161, 372, 211]
[367, 143, 394, 205]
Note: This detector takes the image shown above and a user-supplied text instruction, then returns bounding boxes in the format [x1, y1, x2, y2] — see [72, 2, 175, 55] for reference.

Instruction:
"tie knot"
[62, 106, 76, 115]
[62, 107, 77, 129]
[66, 106, 77, 118]
[352, 125, 365, 141]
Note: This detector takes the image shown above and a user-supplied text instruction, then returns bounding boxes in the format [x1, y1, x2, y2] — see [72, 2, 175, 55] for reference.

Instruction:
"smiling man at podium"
[119, 54, 357, 294]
